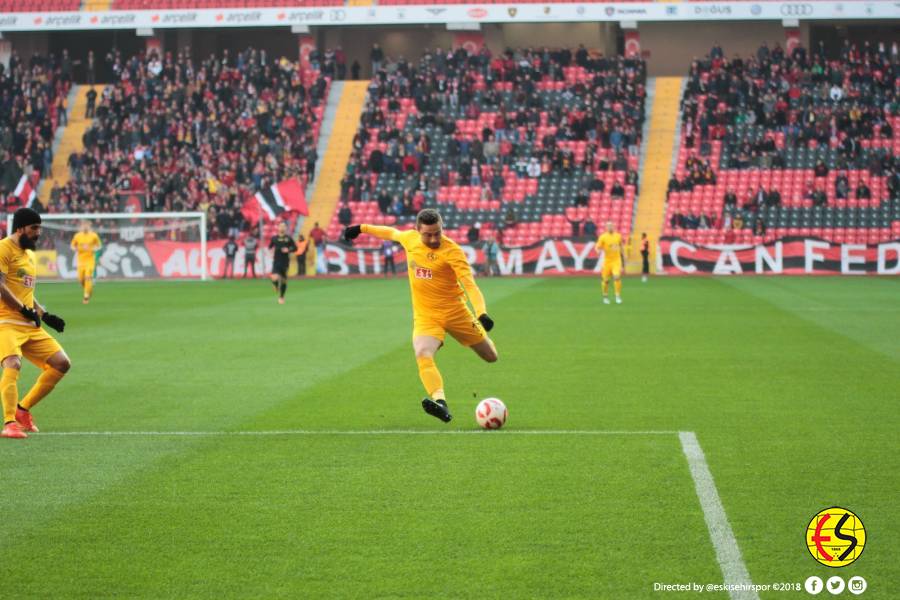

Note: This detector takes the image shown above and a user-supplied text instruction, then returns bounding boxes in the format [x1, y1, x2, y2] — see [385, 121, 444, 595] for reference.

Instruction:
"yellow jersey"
[596, 232, 624, 264]
[362, 225, 486, 316]
[0, 237, 37, 325]
[71, 231, 101, 265]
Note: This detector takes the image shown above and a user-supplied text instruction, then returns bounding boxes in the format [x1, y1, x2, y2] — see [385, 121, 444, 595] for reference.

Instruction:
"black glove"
[43, 313, 66, 333]
[478, 314, 494, 332]
[343, 225, 362, 242]
[20, 306, 40, 328]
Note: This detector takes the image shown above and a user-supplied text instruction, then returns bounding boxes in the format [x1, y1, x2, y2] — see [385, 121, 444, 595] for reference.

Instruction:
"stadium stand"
[0, 51, 70, 212]
[664, 41, 900, 245]
[51, 47, 332, 240]
[331, 47, 646, 247]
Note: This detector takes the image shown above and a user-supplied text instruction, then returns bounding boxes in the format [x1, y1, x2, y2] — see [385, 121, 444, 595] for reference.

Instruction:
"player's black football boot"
[422, 398, 452, 423]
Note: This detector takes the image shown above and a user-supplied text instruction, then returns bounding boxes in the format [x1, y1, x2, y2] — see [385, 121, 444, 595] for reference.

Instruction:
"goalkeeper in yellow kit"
[595, 220, 625, 305]
[344, 209, 497, 423]
[70, 220, 102, 304]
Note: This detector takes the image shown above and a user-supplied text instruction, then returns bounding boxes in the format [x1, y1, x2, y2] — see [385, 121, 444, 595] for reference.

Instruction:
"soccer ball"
[475, 398, 508, 430]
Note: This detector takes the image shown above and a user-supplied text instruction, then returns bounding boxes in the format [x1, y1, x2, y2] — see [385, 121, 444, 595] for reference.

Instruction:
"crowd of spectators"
[51, 46, 330, 240]
[341, 45, 646, 230]
[671, 41, 898, 238]
[0, 51, 70, 208]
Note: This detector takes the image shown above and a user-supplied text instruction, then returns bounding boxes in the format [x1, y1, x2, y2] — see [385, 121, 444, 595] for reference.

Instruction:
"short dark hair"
[416, 208, 442, 228]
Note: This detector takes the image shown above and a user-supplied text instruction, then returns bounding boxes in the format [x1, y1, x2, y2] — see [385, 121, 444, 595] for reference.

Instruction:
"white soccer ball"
[475, 398, 508, 430]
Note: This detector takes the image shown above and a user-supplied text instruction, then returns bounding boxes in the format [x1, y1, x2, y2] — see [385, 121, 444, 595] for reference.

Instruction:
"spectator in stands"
[370, 44, 384, 75]
[85, 87, 97, 119]
[611, 180, 625, 199]
[835, 173, 850, 200]
[856, 182, 871, 200]
[753, 217, 766, 237]
[812, 186, 828, 207]
[724, 189, 737, 209]
[338, 202, 352, 227]
[814, 160, 829, 178]
[568, 213, 583, 238]
[766, 188, 781, 207]
[351, 60, 361, 80]
[584, 219, 597, 239]
[574, 188, 589, 208]
[467, 223, 481, 244]
[503, 206, 518, 230]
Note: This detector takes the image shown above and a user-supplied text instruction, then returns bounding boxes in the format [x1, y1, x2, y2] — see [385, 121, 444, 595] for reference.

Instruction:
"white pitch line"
[37, 429, 679, 436]
[679, 431, 759, 600]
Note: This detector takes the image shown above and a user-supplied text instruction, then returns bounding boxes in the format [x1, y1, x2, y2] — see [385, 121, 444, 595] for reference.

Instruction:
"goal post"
[5, 212, 209, 281]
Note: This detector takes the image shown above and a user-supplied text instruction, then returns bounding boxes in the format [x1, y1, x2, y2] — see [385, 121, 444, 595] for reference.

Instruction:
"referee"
[269, 222, 297, 304]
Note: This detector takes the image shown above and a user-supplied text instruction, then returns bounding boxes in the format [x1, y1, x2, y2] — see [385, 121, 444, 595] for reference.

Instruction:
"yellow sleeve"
[449, 247, 486, 316]
[361, 224, 401, 242]
[71, 234, 79, 250]
[595, 235, 604, 252]
[92, 233, 102, 249]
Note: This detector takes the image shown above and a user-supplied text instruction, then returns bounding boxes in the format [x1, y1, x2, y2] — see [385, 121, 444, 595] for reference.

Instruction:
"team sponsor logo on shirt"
[415, 267, 433, 280]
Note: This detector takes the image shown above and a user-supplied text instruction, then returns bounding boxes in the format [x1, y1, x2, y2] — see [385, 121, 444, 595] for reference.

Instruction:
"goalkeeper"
[344, 209, 498, 423]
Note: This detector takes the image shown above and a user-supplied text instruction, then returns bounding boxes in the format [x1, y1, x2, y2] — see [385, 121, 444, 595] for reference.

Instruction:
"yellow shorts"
[77, 261, 95, 280]
[601, 261, 622, 279]
[0, 324, 63, 367]
[413, 303, 487, 347]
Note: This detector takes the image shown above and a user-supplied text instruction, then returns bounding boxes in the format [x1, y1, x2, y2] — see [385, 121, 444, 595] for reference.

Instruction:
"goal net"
[5, 212, 209, 281]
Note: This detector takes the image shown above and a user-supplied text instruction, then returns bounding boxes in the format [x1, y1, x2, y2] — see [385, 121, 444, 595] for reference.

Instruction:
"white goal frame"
[6, 211, 208, 281]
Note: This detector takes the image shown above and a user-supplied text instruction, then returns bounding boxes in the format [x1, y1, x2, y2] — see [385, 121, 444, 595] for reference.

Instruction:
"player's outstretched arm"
[343, 224, 400, 242]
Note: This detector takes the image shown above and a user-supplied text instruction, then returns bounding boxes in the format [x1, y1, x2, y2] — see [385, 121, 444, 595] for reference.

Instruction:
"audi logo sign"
[780, 3, 814, 16]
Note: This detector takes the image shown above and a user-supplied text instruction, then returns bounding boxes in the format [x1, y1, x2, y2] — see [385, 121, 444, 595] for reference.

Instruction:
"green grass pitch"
[2, 276, 897, 598]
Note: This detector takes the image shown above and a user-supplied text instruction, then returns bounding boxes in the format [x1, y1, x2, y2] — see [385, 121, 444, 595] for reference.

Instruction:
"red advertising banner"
[659, 237, 900, 276]
[40, 237, 900, 280]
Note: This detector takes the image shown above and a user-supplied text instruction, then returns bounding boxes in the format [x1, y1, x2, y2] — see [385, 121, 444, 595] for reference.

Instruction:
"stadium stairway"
[38, 84, 104, 208]
[301, 80, 369, 265]
[629, 77, 681, 273]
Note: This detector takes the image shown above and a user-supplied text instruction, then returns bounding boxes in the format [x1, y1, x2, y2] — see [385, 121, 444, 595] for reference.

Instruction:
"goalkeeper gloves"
[343, 225, 362, 242]
[20, 306, 40, 328]
[43, 313, 66, 333]
[478, 314, 494, 332]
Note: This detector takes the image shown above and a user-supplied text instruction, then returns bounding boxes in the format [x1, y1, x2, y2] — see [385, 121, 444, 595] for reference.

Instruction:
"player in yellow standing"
[71, 220, 102, 304]
[0, 208, 71, 439]
[343, 208, 497, 423]
[595, 220, 625, 305]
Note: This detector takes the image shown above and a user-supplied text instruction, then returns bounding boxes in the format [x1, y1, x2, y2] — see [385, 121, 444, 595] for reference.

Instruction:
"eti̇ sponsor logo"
[467, 7, 488, 18]
[414, 267, 433, 279]
[807, 507, 866, 567]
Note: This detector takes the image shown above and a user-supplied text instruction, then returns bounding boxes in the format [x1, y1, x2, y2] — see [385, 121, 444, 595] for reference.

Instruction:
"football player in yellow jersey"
[344, 209, 497, 423]
[595, 221, 625, 305]
[0, 208, 71, 439]
[70, 220, 102, 304]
